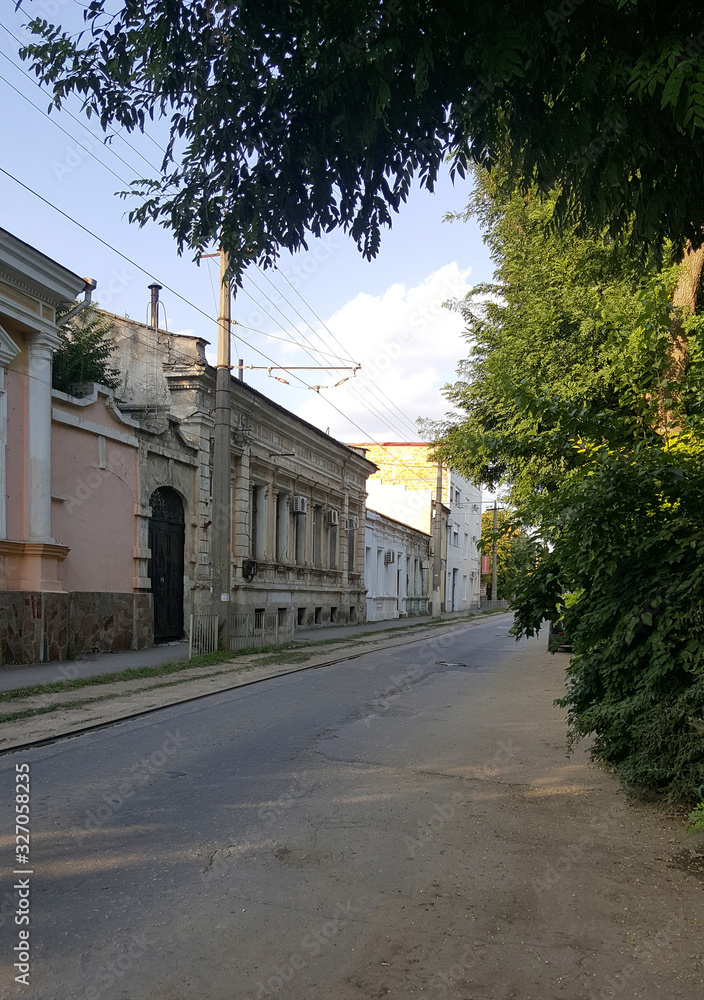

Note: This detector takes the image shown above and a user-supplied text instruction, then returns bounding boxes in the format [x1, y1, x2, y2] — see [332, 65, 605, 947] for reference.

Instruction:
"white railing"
[188, 614, 218, 657]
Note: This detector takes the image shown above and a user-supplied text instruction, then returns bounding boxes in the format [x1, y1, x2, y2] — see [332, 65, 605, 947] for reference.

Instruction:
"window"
[348, 523, 357, 573]
[294, 506, 306, 565]
[297, 607, 306, 625]
[314, 606, 322, 624]
[252, 485, 267, 560]
[254, 608, 265, 630]
[275, 493, 289, 562]
[463, 533, 469, 557]
[462, 576, 467, 601]
[328, 522, 339, 569]
[349, 605, 356, 621]
[312, 505, 323, 567]
[330, 606, 337, 622]
[453, 530, 459, 547]
[277, 607, 288, 627]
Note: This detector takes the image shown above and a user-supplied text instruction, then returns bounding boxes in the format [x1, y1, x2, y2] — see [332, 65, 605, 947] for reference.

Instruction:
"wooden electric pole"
[211, 248, 232, 648]
[491, 500, 498, 603]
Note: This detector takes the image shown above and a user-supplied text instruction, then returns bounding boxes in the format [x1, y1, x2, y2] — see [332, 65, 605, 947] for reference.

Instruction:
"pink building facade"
[0, 230, 151, 663]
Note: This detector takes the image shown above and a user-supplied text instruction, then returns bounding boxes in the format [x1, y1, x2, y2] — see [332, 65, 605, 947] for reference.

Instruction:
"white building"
[351, 442, 482, 613]
[364, 509, 430, 621]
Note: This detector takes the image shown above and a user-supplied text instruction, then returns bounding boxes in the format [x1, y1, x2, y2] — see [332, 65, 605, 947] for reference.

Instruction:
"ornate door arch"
[148, 487, 185, 642]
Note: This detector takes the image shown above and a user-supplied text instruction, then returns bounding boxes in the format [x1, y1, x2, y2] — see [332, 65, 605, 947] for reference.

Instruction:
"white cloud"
[289, 262, 473, 441]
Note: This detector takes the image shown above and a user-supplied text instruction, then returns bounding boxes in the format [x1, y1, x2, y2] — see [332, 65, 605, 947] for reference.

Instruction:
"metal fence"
[229, 610, 295, 652]
[188, 614, 218, 657]
[188, 609, 295, 657]
[480, 599, 510, 611]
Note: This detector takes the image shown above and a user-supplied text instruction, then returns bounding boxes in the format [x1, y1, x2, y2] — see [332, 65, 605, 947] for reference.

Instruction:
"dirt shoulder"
[0, 613, 502, 752]
[331, 642, 704, 1000]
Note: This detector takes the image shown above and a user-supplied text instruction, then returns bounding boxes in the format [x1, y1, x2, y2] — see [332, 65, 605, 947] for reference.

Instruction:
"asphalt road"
[2, 613, 702, 1000]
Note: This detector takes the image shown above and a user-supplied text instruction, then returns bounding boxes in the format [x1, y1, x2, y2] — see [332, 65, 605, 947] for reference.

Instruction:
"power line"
[0, 165, 438, 490]
[4, 13, 424, 443]
[272, 264, 422, 439]
[0, 21, 162, 175]
[250, 266, 422, 439]
[0, 69, 132, 187]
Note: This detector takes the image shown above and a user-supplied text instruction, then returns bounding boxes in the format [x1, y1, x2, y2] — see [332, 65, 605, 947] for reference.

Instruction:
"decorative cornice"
[0, 539, 70, 559]
[0, 323, 21, 368]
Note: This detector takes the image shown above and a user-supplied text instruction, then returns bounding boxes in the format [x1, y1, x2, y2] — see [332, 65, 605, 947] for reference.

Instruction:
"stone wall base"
[0, 592, 153, 664]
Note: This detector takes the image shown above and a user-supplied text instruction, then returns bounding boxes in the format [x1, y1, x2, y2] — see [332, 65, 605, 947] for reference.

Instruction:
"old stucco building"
[110, 311, 376, 638]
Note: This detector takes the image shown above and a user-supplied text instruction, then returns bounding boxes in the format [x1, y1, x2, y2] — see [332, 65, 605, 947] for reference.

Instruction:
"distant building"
[350, 442, 482, 613]
[364, 509, 430, 621]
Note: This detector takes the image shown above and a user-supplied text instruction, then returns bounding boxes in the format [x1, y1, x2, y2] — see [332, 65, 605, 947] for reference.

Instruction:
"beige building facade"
[111, 312, 376, 635]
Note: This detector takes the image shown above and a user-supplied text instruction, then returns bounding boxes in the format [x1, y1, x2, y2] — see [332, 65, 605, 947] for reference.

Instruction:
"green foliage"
[437, 172, 704, 803]
[687, 802, 704, 834]
[52, 304, 121, 396]
[19, 1, 704, 278]
[479, 508, 538, 601]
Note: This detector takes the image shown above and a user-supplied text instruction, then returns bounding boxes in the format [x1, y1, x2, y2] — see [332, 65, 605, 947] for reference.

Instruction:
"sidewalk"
[0, 609, 487, 693]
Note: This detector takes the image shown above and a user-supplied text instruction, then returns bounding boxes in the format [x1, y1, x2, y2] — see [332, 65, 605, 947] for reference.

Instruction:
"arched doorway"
[148, 487, 185, 642]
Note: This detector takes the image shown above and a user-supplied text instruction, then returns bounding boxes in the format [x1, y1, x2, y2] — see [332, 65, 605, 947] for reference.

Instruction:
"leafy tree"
[18, 1, 704, 284]
[480, 508, 536, 601]
[53, 304, 121, 396]
[435, 175, 704, 802]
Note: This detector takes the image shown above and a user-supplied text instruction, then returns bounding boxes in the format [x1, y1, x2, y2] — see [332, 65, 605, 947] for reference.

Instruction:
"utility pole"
[491, 499, 498, 604]
[211, 248, 232, 649]
[431, 462, 444, 616]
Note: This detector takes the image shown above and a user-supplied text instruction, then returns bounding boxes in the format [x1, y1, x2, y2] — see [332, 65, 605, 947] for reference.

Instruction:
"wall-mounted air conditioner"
[292, 495, 308, 514]
[326, 509, 340, 526]
[384, 549, 396, 565]
[346, 515, 359, 530]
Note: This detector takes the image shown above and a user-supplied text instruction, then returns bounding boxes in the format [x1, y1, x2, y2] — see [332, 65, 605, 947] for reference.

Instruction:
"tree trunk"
[658, 242, 704, 436]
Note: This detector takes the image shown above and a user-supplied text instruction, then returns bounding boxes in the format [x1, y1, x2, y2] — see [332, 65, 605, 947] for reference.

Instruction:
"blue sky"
[1, 1, 494, 446]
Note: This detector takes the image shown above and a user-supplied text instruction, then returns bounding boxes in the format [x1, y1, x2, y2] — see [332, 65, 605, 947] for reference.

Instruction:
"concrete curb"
[0, 613, 512, 754]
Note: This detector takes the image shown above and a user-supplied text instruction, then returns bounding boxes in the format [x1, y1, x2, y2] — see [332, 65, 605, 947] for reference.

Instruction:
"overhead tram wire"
[255, 263, 421, 437]
[4, 13, 421, 442]
[0, 166, 438, 491]
[238, 281, 420, 439]
[0, 165, 314, 389]
[0, 23, 162, 176]
[249, 268, 422, 440]
[0, 60, 406, 429]
[271, 264, 423, 440]
[252, 266, 421, 439]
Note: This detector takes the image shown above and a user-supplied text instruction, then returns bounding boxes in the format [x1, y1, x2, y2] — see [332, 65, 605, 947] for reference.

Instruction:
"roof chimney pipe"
[148, 283, 162, 329]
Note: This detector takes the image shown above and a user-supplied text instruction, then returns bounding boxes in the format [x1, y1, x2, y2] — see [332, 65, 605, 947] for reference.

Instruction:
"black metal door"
[148, 487, 185, 642]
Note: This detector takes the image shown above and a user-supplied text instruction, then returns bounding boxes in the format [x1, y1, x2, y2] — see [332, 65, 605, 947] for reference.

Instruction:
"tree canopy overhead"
[18, 0, 704, 279]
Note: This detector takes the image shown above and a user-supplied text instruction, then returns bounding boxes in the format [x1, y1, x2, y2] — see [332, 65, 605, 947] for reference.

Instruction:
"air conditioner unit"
[345, 515, 359, 530]
[384, 549, 396, 565]
[326, 509, 340, 526]
[292, 495, 308, 514]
